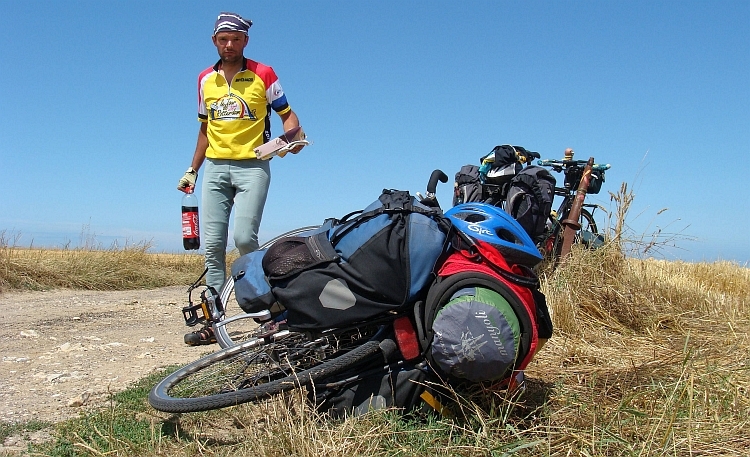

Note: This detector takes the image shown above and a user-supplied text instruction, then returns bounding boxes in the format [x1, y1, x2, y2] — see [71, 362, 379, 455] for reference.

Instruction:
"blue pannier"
[259, 189, 451, 330]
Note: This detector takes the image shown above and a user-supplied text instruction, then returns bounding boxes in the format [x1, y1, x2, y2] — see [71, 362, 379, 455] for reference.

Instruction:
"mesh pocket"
[262, 232, 339, 280]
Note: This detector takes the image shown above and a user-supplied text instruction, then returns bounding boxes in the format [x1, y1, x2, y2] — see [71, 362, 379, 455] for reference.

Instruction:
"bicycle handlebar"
[417, 170, 448, 209]
[537, 158, 611, 172]
[427, 170, 448, 194]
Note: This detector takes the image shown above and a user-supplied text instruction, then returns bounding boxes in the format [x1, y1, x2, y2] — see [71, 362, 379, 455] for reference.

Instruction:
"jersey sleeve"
[248, 60, 291, 115]
[266, 79, 291, 115]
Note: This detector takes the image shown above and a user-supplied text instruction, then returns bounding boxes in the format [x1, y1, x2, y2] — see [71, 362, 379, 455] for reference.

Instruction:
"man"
[177, 12, 305, 345]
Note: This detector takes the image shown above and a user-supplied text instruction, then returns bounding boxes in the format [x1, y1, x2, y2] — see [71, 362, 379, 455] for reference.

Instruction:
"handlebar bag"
[263, 190, 451, 330]
[564, 166, 606, 194]
[587, 170, 605, 194]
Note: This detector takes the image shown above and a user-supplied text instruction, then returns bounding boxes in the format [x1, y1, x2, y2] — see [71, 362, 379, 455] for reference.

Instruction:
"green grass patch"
[27, 369, 177, 457]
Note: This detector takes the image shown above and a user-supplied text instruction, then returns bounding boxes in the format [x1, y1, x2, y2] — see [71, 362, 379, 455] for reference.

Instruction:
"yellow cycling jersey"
[198, 58, 292, 160]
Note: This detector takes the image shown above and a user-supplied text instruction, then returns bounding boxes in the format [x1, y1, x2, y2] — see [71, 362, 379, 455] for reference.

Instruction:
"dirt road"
[0, 286, 210, 425]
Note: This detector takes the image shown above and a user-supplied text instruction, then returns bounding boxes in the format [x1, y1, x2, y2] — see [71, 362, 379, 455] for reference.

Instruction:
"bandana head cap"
[213, 12, 252, 36]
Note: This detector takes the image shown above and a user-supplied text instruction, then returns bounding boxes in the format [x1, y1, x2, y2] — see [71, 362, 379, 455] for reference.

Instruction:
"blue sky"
[1, 1, 748, 264]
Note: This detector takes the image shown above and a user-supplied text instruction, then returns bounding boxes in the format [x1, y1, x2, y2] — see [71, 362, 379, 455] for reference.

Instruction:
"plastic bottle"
[181, 191, 200, 250]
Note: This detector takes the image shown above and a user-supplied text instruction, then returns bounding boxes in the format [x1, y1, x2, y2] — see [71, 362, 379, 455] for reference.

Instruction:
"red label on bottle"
[182, 211, 200, 238]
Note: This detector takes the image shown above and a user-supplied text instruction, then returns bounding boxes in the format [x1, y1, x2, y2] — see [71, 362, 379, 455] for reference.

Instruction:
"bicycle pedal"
[182, 303, 209, 327]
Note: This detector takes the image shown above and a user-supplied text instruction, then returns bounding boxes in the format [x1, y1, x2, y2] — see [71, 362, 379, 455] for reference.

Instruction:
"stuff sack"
[478, 145, 520, 188]
[505, 165, 556, 243]
[453, 164, 483, 206]
[263, 189, 451, 330]
[478, 145, 540, 185]
[429, 286, 521, 383]
[417, 239, 553, 386]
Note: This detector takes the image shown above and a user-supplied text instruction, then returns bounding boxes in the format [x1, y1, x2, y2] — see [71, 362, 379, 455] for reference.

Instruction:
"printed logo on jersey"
[209, 93, 257, 121]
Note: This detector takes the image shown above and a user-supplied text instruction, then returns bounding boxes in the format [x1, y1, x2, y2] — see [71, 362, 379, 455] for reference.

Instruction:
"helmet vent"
[461, 213, 487, 223]
[496, 228, 521, 245]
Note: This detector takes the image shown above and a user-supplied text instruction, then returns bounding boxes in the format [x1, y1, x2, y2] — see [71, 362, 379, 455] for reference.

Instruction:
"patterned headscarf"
[213, 12, 252, 35]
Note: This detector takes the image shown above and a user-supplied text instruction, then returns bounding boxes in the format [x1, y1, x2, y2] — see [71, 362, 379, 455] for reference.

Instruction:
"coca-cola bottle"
[181, 191, 200, 250]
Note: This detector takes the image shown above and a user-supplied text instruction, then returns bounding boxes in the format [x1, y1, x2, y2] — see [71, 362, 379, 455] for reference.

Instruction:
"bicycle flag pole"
[559, 156, 595, 260]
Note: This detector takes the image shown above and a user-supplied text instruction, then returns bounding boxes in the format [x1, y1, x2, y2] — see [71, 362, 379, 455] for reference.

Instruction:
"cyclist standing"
[177, 12, 305, 345]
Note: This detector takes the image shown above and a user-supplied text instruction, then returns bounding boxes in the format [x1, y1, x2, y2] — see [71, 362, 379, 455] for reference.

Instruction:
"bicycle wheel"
[213, 225, 321, 348]
[549, 207, 600, 262]
[577, 207, 605, 249]
[149, 330, 384, 413]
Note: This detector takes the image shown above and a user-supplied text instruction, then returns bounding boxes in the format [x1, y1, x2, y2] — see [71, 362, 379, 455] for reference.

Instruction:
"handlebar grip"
[427, 170, 448, 194]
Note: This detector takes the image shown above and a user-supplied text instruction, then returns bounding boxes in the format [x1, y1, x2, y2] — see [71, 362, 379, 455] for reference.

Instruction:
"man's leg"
[231, 159, 271, 256]
[201, 159, 235, 291]
[185, 159, 235, 346]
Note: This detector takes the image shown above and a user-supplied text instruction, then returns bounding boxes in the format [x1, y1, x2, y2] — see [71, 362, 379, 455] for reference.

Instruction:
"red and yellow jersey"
[198, 58, 292, 160]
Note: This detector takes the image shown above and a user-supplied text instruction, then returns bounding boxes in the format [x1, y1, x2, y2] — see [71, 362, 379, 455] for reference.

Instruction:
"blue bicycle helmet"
[446, 203, 543, 267]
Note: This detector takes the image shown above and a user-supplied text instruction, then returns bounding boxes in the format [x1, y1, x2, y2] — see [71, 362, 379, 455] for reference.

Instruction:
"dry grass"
[110, 244, 746, 457]
[0, 231, 206, 292]
[531, 244, 750, 455]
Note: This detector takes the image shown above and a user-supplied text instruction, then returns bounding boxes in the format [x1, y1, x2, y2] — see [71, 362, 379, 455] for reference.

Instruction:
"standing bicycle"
[453, 145, 611, 266]
[536, 149, 611, 264]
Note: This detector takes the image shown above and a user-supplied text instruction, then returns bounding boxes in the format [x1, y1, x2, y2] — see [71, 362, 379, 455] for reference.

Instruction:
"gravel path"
[0, 286, 210, 427]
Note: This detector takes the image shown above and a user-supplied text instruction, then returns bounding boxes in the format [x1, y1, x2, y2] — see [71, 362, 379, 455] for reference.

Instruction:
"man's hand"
[289, 142, 306, 154]
[177, 167, 197, 192]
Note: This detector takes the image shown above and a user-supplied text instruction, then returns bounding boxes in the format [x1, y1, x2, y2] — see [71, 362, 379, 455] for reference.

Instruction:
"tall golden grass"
[0, 231, 205, 292]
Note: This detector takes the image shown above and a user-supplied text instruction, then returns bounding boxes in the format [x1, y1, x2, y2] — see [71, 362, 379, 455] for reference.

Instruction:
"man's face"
[212, 31, 248, 65]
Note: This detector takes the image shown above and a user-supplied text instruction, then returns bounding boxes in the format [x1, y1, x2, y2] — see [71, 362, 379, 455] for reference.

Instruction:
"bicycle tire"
[214, 225, 321, 348]
[149, 332, 384, 413]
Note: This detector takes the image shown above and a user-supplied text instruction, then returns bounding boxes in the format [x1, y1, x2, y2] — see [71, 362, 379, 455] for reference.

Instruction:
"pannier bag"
[231, 224, 331, 314]
[453, 164, 483, 206]
[310, 361, 435, 419]
[453, 145, 543, 208]
[261, 189, 452, 330]
[418, 239, 552, 386]
[231, 249, 275, 312]
[505, 165, 556, 244]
